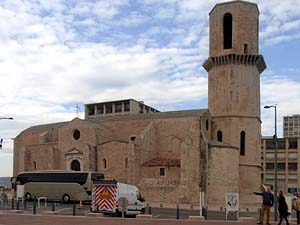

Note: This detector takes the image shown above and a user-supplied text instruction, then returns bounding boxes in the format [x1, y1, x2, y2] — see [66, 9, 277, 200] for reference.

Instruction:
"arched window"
[33, 161, 37, 170]
[71, 160, 81, 171]
[217, 130, 223, 142]
[103, 158, 107, 169]
[206, 120, 209, 131]
[125, 158, 128, 169]
[240, 131, 246, 156]
[223, 13, 232, 49]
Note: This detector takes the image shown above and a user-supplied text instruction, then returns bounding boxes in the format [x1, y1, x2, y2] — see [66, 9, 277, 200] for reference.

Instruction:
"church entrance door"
[71, 160, 81, 171]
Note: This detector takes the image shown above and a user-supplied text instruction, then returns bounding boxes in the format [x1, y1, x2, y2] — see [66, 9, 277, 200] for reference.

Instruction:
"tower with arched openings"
[203, 0, 266, 206]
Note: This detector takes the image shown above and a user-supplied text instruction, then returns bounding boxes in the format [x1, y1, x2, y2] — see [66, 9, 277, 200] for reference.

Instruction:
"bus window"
[91, 172, 104, 181]
[11, 177, 16, 190]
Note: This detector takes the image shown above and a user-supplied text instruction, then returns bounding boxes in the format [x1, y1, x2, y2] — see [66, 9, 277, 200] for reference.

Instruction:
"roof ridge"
[15, 108, 208, 137]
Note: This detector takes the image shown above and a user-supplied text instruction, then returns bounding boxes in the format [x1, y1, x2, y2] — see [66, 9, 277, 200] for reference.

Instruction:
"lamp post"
[264, 104, 277, 221]
[0, 117, 14, 120]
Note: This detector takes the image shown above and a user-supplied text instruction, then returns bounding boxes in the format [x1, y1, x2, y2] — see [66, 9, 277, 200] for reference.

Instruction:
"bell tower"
[203, 1, 266, 206]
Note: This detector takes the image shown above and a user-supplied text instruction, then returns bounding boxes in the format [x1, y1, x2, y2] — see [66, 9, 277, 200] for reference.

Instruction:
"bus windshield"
[91, 172, 104, 182]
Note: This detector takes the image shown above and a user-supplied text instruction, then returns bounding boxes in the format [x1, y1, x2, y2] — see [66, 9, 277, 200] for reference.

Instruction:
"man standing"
[294, 193, 300, 225]
[254, 187, 274, 225]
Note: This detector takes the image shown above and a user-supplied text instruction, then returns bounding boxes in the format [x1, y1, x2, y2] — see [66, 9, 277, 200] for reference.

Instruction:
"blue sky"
[0, 0, 300, 176]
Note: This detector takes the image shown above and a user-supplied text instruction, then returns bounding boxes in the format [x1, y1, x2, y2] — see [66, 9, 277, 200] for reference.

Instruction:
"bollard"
[52, 202, 55, 212]
[16, 199, 19, 210]
[202, 206, 207, 219]
[258, 208, 261, 223]
[73, 203, 76, 216]
[176, 204, 180, 219]
[148, 206, 152, 215]
[33, 198, 36, 215]
[11, 198, 14, 210]
[24, 199, 27, 209]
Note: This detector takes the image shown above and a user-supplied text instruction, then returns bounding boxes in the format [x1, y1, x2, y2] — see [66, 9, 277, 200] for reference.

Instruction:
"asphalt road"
[1, 200, 261, 220]
[0, 214, 272, 225]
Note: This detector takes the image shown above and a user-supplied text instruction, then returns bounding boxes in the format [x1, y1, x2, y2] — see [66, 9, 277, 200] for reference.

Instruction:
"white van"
[91, 180, 145, 216]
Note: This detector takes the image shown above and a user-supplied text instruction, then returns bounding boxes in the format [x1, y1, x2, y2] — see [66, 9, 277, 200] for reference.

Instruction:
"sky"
[0, 0, 300, 177]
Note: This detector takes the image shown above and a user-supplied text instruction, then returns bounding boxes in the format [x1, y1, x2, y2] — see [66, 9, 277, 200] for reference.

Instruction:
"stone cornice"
[213, 115, 262, 123]
[208, 141, 239, 150]
[239, 163, 262, 169]
[203, 54, 266, 73]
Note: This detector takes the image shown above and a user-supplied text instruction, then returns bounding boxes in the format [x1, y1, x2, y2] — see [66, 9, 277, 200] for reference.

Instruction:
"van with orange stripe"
[92, 180, 145, 216]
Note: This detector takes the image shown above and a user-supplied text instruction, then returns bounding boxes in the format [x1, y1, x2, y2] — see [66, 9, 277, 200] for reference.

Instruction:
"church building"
[13, 0, 266, 208]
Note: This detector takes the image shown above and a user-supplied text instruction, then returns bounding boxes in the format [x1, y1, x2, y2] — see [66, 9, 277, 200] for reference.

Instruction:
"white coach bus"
[11, 171, 104, 203]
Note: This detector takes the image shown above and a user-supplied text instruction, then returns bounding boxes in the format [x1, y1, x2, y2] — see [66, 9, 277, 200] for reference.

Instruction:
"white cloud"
[67, 0, 128, 19]
[257, 0, 300, 45]
[113, 12, 149, 27]
[264, 33, 300, 46]
[261, 72, 300, 137]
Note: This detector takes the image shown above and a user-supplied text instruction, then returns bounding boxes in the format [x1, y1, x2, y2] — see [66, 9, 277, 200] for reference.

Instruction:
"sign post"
[199, 191, 202, 216]
[16, 185, 24, 205]
[117, 197, 128, 218]
[225, 192, 239, 220]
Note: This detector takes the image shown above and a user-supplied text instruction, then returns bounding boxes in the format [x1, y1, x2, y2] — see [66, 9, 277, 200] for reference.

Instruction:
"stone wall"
[207, 143, 239, 206]
[97, 141, 129, 183]
[25, 144, 58, 171]
[209, 1, 259, 56]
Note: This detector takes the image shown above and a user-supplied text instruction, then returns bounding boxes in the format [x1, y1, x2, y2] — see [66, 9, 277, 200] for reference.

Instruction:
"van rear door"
[92, 180, 117, 213]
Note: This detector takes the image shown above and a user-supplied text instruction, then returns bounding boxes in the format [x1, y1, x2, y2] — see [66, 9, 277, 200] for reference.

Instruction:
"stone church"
[13, 0, 266, 208]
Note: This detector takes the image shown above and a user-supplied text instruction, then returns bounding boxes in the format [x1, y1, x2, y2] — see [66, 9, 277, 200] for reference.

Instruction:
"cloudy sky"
[0, 0, 300, 177]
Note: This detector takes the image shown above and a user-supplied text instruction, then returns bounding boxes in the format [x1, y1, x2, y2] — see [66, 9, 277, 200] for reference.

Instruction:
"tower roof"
[209, 0, 259, 15]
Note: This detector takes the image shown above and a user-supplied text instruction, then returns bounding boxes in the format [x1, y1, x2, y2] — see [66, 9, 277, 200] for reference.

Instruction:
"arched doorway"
[71, 160, 81, 171]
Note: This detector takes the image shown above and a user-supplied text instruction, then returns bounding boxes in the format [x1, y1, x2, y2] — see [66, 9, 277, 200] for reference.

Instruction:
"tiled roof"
[15, 121, 68, 138]
[88, 109, 208, 123]
[16, 109, 208, 137]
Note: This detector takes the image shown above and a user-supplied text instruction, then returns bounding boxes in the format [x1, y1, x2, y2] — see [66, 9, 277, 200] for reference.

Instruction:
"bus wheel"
[25, 192, 32, 201]
[62, 194, 70, 203]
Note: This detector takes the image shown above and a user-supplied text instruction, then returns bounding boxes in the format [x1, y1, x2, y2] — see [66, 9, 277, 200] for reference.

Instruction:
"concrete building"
[85, 99, 160, 119]
[13, 0, 266, 208]
[261, 136, 300, 193]
[283, 115, 300, 138]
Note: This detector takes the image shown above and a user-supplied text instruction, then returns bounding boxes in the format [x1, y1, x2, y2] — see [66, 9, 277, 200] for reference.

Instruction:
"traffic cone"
[78, 200, 83, 209]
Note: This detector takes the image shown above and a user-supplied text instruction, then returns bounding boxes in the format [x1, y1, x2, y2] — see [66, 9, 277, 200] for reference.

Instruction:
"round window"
[73, 129, 80, 140]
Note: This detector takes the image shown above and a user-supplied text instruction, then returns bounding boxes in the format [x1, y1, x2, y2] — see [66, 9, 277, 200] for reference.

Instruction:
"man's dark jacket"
[254, 191, 274, 207]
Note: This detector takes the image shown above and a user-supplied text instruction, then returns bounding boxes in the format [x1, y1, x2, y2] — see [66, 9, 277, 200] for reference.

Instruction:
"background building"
[283, 115, 300, 138]
[85, 99, 159, 119]
[261, 136, 300, 193]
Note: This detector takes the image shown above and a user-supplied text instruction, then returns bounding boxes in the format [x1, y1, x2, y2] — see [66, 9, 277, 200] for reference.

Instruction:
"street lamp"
[264, 104, 278, 221]
[0, 117, 14, 120]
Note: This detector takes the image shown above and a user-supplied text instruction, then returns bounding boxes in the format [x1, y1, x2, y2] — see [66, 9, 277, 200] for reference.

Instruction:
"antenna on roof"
[75, 104, 81, 118]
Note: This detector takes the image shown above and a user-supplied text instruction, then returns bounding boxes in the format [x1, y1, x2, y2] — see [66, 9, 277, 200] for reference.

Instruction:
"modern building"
[261, 136, 300, 193]
[13, 0, 266, 208]
[85, 99, 160, 119]
[283, 115, 300, 138]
